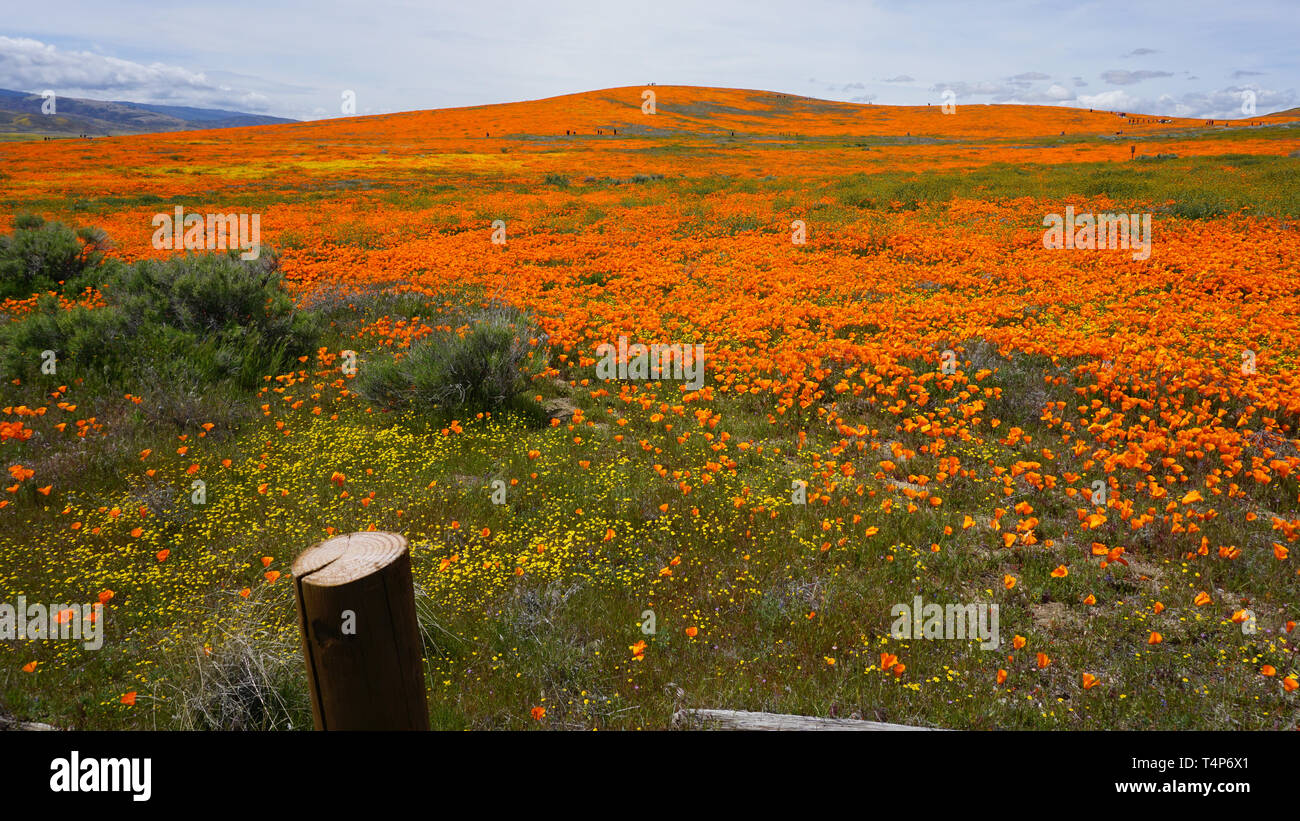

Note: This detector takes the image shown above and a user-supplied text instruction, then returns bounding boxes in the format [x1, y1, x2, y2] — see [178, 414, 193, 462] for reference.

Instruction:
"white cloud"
[1101, 69, 1175, 85]
[1078, 84, 1295, 118]
[0, 36, 275, 113]
[932, 80, 1010, 97]
[1076, 89, 1144, 110]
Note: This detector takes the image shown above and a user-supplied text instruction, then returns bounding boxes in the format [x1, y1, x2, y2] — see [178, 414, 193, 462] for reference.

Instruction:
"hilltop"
[369, 84, 1293, 140]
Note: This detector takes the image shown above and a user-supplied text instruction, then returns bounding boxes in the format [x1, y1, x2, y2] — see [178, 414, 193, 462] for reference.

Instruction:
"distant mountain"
[0, 88, 295, 137]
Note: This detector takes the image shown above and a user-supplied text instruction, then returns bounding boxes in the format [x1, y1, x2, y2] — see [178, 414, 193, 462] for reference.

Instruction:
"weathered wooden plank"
[0, 715, 58, 731]
[672, 708, 942, 731]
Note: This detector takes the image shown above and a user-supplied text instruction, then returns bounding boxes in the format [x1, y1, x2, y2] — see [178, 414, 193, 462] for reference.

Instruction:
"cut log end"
[293, 531, 408, 587]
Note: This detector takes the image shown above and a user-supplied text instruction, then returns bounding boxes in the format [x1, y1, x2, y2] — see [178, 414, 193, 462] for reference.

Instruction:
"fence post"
[292, 531, 430, 730]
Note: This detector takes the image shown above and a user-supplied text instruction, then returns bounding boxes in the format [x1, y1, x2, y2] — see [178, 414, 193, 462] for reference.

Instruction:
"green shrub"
[0, 297, 133, 384]
[356, 301, 548, 418]
[0, 214, 122, 300]
[0, 248, 320, 392]
[111, 251, 319, 386]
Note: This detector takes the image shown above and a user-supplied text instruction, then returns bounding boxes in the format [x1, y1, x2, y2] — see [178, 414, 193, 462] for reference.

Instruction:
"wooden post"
[292, 531, 430, 730]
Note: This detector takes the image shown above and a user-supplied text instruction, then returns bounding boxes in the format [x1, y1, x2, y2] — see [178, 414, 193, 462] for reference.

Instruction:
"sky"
[1, 0, 1296, 122]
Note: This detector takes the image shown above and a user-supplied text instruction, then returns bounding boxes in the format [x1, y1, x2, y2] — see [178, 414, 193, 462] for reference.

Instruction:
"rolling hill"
[0, 88, 295, 137]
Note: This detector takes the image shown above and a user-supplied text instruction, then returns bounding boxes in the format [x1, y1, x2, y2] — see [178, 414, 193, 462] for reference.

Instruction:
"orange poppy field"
[1, 86, 1299, 729]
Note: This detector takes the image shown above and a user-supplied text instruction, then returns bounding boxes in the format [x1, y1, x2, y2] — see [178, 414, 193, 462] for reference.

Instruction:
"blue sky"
[1, 0, 1295, 121]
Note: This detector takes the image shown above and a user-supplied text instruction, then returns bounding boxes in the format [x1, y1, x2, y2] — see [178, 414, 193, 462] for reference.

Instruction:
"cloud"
[882, 75, 913, 83]
[1101, 69, 1175, 85]
[990, 84, 1077, 104]
[1230, 70, 1264, 78]
[1175, 84, 1296, 119]
[931, 80, 1010, 98]
[1122, 48, 1159, 57]
[1078, 84, 1295, 119]
[934, 77, 1079, 105]
[1008, 72, 1050, 82]
[1071, 76, 1087, 87]
[934, 70, 1293, 119]
[0, 35, 274, 113]
[1076, 89, 1144, 111]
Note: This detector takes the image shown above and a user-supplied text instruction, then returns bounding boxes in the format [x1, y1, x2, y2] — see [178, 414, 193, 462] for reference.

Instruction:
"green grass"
[826, 154, 1300, 217]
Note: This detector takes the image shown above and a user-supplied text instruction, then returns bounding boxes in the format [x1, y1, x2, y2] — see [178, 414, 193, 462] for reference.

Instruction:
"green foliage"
[113, 251, 317, 353]
[0, 239, 320, 393]
[357, 301, 548, 419]
[1157, 193, 1230, 219]
[0, 213, 122, 300]
[826, 155, 1300, 218]
[835, 172, 958, 211]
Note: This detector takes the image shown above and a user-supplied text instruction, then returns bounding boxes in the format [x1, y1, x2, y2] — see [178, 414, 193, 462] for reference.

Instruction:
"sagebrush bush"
[0, 235, 320, 392]
[111, 251, 321, 389]
[0, 214, 122, 300]
[356, 300, 548, 417]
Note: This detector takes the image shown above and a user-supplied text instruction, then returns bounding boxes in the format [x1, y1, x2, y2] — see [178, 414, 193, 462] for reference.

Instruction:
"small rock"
[544, 397, 579, 421]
